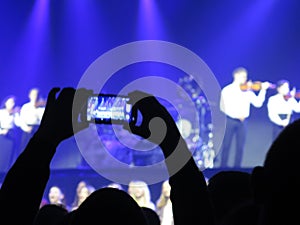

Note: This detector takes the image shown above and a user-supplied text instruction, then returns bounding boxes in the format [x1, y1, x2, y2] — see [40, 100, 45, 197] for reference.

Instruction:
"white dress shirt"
[267, 93, 300, 126]
[159, 200, 174, 225]
[19, 102, 45, 131]
[0, 109, 21, 130]
[220, 82, 266, 119]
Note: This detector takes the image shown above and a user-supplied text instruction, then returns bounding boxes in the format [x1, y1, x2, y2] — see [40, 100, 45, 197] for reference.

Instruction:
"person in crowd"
[128, 180, 156, 211]
[70, 180, 87, 210]
[18, 87, 45, 154]
[218, 67, 271, 168]
[207, 171, 253, 225]
[0, 95, 21, 171]
[33, 204, 68, 225]
[267, 79, 300, 140]
[62, 187, 149, 225]
[48, 185, 67, 210]
[0, 87, 91, 225]
[251, 118, 300, 225]
[156, 180, 174, 225]
[71, 183, 95, 211]
[125, 90, 215, 225]
[141, 206, 161, 225]
[0, 88, 215, 225]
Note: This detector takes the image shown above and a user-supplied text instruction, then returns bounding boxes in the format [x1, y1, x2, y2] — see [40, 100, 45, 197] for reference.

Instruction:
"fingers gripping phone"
[86, 94, 133, 124]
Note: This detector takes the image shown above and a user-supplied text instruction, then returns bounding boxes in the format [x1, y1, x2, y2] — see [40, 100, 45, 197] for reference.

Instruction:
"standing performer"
[18, 88, 45, 155]
[218, 67, 271, 168]
[267, 79, 300, 140]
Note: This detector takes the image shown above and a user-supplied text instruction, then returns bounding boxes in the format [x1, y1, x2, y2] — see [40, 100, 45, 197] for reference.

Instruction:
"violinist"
[218, 67, 272, 168]
[18, 88, 46, 155]
[267, 80, 300, 140]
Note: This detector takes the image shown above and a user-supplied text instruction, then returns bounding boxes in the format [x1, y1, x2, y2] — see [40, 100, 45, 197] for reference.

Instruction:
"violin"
[240, 81, 276, 91]
[284, 91, 300, 100]
[35, 98, 47, 107]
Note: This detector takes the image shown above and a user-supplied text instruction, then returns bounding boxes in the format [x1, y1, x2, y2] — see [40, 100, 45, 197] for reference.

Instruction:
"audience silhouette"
[251, 118, 300, 225]
[0, 88, 214, 225]
[207, 170, 253, 224]
[1, 87, 298, 225]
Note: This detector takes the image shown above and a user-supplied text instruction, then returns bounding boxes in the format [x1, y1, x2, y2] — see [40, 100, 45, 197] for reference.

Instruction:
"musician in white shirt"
[219, 67, 270, 167]
[267, 80, 300, 140]
[0, 96, 20, 134]
[0, 95, 21, 171]
[19, 88, 45, 153]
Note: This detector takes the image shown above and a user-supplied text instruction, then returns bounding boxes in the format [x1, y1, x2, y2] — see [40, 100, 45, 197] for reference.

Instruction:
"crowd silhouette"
[0, 87, 299, 225]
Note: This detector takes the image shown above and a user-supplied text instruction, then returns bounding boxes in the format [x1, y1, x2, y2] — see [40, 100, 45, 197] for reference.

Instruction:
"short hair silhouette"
[67, 187, 148, 225]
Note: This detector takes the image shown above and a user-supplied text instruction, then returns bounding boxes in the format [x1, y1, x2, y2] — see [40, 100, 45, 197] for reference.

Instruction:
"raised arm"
[249, 82, 270, 108]
[124, 90, 215, 225]
[0, 87, 91, 225]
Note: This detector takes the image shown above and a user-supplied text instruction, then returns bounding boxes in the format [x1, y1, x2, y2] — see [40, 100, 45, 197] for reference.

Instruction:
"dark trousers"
[219, 116, 246, 168]
[17, 125, 39, 159]
[0, 129, 19, 172]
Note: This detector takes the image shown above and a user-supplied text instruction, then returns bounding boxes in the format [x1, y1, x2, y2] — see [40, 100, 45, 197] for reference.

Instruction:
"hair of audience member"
[156, 180, 171, 209]
[251, 119, 300, 225]
[207, 170, 253, 224]
[128, 180, 154, 209]
[71, 180, 87, 208]
[63, 187, 148, 225]
[141, 207, 161, 225]
[71, 184, 96, 211]
[33, 204, 68, 225]
[219, 201, 260, 225]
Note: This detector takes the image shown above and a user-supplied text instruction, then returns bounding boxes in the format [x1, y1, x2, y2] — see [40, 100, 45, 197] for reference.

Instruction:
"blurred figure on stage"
[128, 180, 156, 211]
[71, 183, 95, 211]
[48, 185, 68, 210]
[267, 79, 300, 140]
[218, 67, 271, 168]
[18, 88, 45, 155]
[106, 182, 124, 190]
[156, 180, 174, 225]
[0, 95, 21, 172]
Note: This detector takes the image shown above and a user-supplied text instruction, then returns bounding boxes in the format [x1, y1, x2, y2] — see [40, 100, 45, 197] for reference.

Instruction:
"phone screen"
[86, 94, 132, 124]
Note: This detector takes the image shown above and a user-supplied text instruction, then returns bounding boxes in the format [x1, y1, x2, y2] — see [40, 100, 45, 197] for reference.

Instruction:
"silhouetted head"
[207, 170, 252, 223]
[251, 119, 300, 225]
[64, 187, 148, 225]
[141, 207, 160, 225]
[33, 204, 68, 225]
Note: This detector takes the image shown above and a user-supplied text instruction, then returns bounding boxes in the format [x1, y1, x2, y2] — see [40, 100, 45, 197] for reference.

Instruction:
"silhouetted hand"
[124, 90, 181, 147]
[34, 87, 92, 145]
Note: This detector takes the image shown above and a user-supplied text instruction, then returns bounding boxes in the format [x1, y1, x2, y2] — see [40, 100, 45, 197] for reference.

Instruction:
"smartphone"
[86, 94, 132, 124]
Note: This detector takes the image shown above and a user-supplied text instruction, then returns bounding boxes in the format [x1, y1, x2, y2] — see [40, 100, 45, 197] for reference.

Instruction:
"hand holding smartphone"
[86, 94, 133, 124]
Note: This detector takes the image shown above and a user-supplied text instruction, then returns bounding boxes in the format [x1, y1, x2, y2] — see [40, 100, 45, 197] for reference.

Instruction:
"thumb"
[41, 87, 60, 122]
[123, 122, 150, 139]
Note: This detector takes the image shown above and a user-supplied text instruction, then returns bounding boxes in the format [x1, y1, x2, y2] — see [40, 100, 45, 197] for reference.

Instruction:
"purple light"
[8, 0, 50, 85]
[137, 0, 166, 39]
